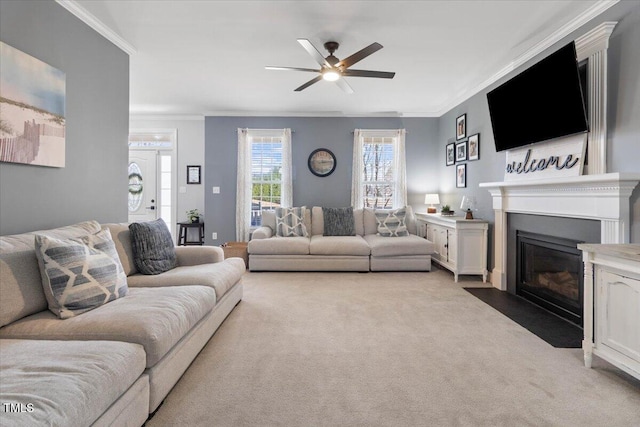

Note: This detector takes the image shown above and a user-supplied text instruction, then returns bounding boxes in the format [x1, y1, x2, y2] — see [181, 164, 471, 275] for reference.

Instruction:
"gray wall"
[204, 116, 438, 244]
[435, 0, 640, 270]
[0, 0, 129, 235]
[129, 117, 206, 229]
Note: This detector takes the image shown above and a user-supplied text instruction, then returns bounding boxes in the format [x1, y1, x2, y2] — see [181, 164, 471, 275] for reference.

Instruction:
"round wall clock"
[308, 148, 336, 177]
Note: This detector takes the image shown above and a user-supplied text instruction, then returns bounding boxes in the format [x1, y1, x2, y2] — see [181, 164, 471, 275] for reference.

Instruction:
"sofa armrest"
[251, 226, 273, 240]
[175, 246, 224, 266]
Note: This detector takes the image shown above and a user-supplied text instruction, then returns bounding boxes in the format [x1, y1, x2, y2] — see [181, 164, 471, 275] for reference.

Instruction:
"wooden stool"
[177, 221, 205, 246]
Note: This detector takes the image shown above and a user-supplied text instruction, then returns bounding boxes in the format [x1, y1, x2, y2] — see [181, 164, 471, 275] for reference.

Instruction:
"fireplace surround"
[481, 173, 640, 291]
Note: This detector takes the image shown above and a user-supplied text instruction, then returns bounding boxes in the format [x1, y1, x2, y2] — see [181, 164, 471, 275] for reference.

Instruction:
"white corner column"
[575, 22, 616, 175]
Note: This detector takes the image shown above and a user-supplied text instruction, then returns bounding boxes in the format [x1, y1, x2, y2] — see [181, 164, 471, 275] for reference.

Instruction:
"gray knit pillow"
[129, 218, 177, 275]
[323, 207, 355, 236]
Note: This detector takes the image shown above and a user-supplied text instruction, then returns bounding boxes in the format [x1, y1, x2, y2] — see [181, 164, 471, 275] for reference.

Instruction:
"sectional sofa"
[0, 220, 245, 426]
[248, 206, 435, 271]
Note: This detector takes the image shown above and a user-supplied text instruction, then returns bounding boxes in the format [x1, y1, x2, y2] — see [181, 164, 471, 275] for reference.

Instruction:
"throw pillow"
[374, 207, 409, 237]
[275, 207, 308, 237]
[34, 229, 129, 319]
[128, 218, 177, 275]
[322, 207, 356, 236]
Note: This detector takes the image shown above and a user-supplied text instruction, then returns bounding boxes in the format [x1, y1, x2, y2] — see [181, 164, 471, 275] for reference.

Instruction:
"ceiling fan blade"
[265, 66, 320, 73]
[342, 69, 395, 79]
[294, 75, 323, 92]
[297, 39, 331, 68]
[335, 78, 354, 94]
[338, 42, 383, 69]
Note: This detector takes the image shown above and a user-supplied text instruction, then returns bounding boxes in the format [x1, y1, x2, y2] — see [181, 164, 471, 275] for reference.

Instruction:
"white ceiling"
[69, 0, 613, 117]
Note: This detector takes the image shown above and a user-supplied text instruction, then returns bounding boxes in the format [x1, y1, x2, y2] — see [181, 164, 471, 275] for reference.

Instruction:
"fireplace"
[516, 231, 583, 326]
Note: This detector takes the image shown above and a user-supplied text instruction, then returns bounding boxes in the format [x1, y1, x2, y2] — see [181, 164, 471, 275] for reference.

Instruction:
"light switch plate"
[179, 186, 186, 194]
[212, 186, 220, 194]
[212, 232, 217, 240]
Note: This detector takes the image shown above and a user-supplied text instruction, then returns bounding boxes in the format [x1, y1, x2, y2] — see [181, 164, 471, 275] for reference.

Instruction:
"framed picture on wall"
[455, 141, 467, 162]
[468, 133, 480, 161]
[456, 113, 466, 140]
[187, 165, 201, 184]
[456, 164, 467, 188]
[446, 143, 455, 166]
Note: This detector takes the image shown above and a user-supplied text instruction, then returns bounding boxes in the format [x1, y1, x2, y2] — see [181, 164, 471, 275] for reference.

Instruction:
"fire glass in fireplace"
[516, 231, 583, 326]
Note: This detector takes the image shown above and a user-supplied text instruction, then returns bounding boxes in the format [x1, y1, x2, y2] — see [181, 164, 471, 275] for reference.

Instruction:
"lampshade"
[424, 194, 440, 205]
[460, 196, 477, 219]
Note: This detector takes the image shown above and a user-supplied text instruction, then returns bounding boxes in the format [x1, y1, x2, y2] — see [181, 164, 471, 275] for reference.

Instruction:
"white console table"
[416, 213, 488, 283]
[578, 244, 640, 381]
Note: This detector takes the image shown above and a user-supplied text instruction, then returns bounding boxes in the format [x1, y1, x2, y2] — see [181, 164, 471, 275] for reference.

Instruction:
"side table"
[177, 221, 205, 246]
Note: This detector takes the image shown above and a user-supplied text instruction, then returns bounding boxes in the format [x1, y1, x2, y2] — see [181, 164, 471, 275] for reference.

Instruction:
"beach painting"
[0, 42, 66, 167]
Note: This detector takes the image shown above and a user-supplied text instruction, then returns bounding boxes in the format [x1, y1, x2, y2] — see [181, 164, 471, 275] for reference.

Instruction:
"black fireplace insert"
[516, 231, 583, 326]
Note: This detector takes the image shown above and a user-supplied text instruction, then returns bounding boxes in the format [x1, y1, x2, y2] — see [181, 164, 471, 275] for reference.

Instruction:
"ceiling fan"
[266, 39, 395, 94]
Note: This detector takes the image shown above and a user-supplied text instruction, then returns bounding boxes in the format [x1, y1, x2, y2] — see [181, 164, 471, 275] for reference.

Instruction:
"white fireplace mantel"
[479, 173, 640, 290]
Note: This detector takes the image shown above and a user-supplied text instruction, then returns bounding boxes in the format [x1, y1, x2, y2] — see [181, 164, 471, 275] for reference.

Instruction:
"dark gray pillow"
[323, 207, 356, 236]
[129, 218, 177, 275]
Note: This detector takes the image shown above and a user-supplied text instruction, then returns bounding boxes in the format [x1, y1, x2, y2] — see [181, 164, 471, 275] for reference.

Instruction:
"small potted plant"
[441, 205, 454, 216]
[186, 209, 200, 223]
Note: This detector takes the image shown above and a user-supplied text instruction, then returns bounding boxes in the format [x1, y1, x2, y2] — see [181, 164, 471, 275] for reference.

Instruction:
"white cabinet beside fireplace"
[416, 213, 488, 283]
[578, 244, 640, 382]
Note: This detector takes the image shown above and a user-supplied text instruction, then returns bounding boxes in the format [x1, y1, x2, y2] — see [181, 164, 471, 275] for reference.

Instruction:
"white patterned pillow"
[374, 207, 409, 237]
[34, 229, 129, 319]
[275, 206, 308, 237]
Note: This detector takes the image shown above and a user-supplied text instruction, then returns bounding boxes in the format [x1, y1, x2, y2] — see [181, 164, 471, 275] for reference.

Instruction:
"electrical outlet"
[212, 232, 217, 240]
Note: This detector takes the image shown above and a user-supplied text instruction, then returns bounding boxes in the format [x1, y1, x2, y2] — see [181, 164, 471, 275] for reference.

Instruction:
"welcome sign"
[504, 133, 587, 181]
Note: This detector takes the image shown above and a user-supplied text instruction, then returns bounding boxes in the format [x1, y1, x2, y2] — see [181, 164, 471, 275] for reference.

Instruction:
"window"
[250, 136, 283, 226]
[236, 128, 292, 241]
[351, 129, 406, 209]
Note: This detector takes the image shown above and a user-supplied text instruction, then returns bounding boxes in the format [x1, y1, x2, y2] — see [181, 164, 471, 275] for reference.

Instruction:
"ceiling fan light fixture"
[322, 69, 340, 81]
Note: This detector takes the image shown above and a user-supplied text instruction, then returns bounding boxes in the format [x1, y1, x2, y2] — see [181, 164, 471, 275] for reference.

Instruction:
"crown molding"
[202, 110, 438, 118]
[130, 114, 204, 121]
[55, 0, 136, 55]
[436, 0, 619, 116]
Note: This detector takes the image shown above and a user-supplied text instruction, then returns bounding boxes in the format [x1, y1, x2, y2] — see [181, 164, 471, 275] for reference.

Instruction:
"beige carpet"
[148, 269, 640, 426]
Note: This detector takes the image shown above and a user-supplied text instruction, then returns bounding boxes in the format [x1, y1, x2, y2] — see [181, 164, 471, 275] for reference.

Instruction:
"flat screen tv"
[487, 42, 588, 152]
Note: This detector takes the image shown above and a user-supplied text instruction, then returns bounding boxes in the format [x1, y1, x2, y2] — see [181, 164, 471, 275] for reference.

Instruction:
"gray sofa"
[0, 220, 245, 426]
[248, 206, 435, 272]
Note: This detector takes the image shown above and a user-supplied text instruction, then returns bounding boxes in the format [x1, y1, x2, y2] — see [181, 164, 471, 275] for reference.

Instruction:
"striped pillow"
[34, 229, 129, 319]
[374, 207, 409, 237]
[275, 207, 308, 237]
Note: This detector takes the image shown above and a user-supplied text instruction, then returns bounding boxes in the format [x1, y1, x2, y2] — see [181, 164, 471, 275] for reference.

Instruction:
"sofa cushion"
[275, 206, 308, 237]
[248, 237, 310, 255]
[129, 218, 177, 275]
[0, 221, 102, 328]
[127, 258, 245, 301]
[322, 207, 356, 236]
[103, 223, 138, 276]
[374, 207, 409, 237]
[364, 233, 435, 257]
[0, 339, 146, 427]
[34, 229, 129, 319]
[0, 286, 216, 368]
[309, 235, 370, 256]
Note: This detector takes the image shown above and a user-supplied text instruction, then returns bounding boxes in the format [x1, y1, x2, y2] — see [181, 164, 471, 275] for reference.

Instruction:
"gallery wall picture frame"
[456, 113, 466, 140]
[308, 148, 336, 177]
[187, 165, 201, 184]
[446, 143, 455, 166]
[456, 164, 467, 188]
[455, 141, 467, 162]
[468, 133, 480, 161]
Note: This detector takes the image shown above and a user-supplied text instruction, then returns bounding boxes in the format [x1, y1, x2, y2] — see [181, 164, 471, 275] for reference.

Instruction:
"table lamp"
[460, 196, 476, 219]
[424, 194, 440, 214]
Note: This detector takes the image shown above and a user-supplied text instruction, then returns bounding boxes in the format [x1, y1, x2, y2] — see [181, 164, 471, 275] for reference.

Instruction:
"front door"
[128, 150, 158, 223]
